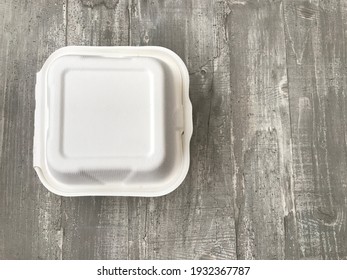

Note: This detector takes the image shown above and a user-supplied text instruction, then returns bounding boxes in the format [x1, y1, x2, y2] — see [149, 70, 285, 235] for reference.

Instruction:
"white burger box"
[33, 46, 192, 197]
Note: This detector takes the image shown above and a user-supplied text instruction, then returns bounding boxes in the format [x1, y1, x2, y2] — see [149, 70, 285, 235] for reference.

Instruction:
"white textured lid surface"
[34, 46, 192, 197]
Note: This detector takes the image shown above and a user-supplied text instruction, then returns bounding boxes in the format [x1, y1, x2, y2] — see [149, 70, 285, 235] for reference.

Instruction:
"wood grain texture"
[0, 0, 66, 259]
[0, 0, 346, 259]
[283, 0, 347, 259]
[227, 0, 296, 259]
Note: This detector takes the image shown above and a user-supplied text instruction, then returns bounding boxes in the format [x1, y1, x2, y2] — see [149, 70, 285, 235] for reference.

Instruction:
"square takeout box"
[33, 46, 192, 196]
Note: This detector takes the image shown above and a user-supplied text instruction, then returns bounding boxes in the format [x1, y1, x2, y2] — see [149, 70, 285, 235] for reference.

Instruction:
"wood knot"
[141, 31, 150, 45]
[316, 207, 342, 227]
[281, 82, 288, 94]
[278, 75, 288, 95]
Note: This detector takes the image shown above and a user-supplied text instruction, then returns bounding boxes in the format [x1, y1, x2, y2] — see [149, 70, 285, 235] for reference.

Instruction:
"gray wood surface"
[0, 0, 346, 259]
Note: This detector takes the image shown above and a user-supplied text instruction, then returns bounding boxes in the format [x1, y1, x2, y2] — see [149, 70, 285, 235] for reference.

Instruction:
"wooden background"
[1, 0, 347, 260]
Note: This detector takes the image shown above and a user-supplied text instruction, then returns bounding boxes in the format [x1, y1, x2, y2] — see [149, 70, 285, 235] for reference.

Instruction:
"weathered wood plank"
[60, 0, 130, 259]
[283, 0, 347, 259]
[0, 0, 66, 259]
[227, 0, 296, 259]
[128, 0, 237, 259]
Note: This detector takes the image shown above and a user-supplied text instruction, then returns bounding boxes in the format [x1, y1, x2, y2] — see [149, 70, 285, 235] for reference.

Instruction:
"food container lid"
[33, 46, 192, 197]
